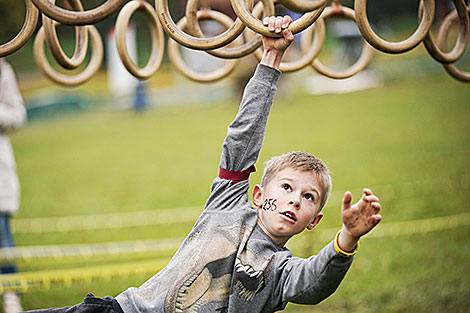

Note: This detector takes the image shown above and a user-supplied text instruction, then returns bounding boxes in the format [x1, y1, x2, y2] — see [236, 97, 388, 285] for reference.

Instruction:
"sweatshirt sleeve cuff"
[334, 230, 359, 258]
[253, 64, 281, 87]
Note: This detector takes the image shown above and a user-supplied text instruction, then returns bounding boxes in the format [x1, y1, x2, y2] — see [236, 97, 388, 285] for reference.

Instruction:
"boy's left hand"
[262, 15, 294, 53]
[260, 15, 294, 69]
[338, 188, 382, 252]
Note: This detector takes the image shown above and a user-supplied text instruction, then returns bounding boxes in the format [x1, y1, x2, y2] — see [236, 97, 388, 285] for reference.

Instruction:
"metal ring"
[203, 1, 267, 59]
[249, 16, 326, 72]
[167, 10, 238, 82]
[355, 0, 435, 54]
[277, 0, 326, 13]
[115, 0, 165, 79]
[230, 0, 325, 37]
[30, 0, 126, 25]
[0, 0, 39, 57]
[309, 6, 375, 79]
[282, 18, 325, 72]
[202, 10, 257, 59]
[33, 25, 103, 86]
[156, 0, 252, 50]
[438, 5, 470, 82]
[422, 0, 468, 64]
[185, 0, 265, 59]
[204, 29, 262, 59]
[42, 0, 88, 70]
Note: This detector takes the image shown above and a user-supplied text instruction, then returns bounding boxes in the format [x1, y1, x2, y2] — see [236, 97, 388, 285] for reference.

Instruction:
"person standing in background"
[0, 58, 26, 313]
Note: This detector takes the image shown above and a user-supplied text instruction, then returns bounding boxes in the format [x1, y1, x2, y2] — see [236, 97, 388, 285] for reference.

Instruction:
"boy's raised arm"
[218, 16, 294, 174]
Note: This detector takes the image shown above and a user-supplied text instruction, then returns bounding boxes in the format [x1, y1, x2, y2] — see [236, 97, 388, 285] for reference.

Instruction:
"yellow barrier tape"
[1, 213, 469, 293]
[12, 174, 469, 234]
[12, 207, 201, 234]
[2, 213, 469, 265]
[0, 258, 168, 294]
[288, 212, 470, 251]
[0, 237, 184, 264]
[364, 212, 470, 239]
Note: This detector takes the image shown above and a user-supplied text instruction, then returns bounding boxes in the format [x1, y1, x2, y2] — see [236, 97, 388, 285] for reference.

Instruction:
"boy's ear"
[306, 212, 324, 230]
[252, 184, 263, 208]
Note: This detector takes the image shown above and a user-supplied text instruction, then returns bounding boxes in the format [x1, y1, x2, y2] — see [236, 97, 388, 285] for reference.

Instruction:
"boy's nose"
[289, 200, 300, 209]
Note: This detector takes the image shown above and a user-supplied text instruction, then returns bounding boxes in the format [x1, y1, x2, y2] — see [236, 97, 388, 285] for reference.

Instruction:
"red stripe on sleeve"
[219, 165, 256, 184]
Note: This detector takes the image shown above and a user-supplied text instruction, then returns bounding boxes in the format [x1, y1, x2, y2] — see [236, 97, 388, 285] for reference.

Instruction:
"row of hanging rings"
[0, 0, 469, 85]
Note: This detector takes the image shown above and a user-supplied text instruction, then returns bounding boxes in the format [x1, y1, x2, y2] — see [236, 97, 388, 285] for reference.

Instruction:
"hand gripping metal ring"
[185, 0, 265, 59]
[355, 0, 435, 54]
[249, 17, 326, 72]
[42, 0, 88, 69]
[307, 6, 375, 79]
[30, 0, 127, 25]
[115, 0, 165, 79]
[0, 0, 39, 57]
[438, 5, 470, 82]
[422, 0, 469, 64]
[156, 0, 252, 50]
[277, 0, 326, 13]
[34, 25, 103, 86]
[230, 0, 324, 37]
[167, 9, 238, 83]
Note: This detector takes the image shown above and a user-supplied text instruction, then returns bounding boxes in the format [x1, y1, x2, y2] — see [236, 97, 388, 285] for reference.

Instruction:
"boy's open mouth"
[280, 211, 297, 222]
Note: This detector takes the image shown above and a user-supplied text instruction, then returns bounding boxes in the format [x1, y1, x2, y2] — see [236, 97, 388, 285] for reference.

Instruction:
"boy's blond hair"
[261, 151, 332, 210]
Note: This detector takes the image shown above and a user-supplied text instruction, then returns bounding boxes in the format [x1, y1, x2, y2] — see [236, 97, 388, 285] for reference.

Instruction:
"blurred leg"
[24, 294, 123, 313]
[0, 213, 23, 313]
[0, 213, 18, 274]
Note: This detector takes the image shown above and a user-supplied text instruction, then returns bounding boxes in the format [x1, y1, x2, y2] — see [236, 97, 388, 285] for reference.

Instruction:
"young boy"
[28, 16, 381, 313]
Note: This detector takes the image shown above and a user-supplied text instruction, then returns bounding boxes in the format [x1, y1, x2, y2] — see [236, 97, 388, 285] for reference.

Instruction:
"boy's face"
[253, 167, 324, 247]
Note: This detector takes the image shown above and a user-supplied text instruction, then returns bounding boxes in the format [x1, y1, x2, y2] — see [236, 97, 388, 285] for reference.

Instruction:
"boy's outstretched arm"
[338, 188, 382, 252]
[273, 189, 381, 307]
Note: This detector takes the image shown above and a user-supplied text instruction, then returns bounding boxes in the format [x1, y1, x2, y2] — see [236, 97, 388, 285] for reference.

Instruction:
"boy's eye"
[282, 184, 291, 190]
[304, 193, 314, 201]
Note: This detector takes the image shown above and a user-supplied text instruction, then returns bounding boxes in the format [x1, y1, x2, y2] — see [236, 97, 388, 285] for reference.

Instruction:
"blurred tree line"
[0, 0, 446, 42]
[0, 0, 454, 71]
[0, 0, 186, 43]
[0, 0, 453, 42]
[0, 0, 28, 43]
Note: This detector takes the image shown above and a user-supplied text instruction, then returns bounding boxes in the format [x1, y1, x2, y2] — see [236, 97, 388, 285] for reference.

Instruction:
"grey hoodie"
[116, 64, 353, 313]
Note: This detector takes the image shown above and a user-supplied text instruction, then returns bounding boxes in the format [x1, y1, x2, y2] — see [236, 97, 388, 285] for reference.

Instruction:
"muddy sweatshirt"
[116, 64, 354, 313]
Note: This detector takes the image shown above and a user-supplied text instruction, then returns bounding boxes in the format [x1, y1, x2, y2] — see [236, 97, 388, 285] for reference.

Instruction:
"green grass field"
[5, 61, 470, 312]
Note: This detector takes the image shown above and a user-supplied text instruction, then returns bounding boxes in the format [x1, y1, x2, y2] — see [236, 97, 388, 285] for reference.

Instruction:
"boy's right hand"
[337, 188, 382, 252]
[260, 15, 294, 69]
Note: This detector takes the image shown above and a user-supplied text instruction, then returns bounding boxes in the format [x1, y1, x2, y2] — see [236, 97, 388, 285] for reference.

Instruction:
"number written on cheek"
[262, 199, 278, 211]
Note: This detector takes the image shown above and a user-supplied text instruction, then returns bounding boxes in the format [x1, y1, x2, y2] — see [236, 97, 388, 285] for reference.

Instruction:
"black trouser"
[25, 293, 124, 313]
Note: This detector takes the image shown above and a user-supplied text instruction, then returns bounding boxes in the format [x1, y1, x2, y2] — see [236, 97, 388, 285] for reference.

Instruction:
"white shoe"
[3, 292, 23, 313]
